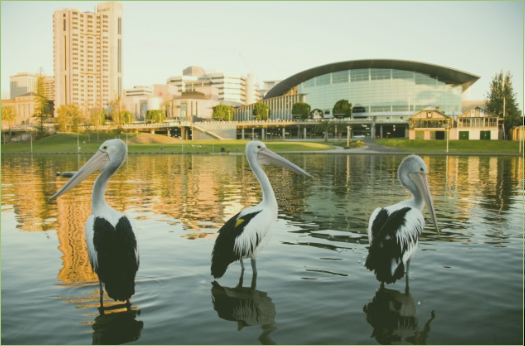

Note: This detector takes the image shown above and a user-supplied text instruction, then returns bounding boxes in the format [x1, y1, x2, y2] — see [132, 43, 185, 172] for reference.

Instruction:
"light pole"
[446, 121, 450, 154]
[346, 126, 351, 147]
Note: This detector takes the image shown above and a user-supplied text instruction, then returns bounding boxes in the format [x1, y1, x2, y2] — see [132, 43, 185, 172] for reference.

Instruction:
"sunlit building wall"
[53, 2, 123, 114]
[167, 67, 261, 107]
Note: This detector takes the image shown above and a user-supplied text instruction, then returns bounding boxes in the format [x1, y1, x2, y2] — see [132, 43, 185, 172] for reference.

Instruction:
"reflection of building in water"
[56, 198, 98, 283]
[1, 159, 58, 232]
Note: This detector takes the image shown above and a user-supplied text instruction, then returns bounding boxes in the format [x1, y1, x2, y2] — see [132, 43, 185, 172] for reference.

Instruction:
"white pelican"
[211, 141, 311, 281]
[49, 139, 139, 312]
[365, 154, 438, 287]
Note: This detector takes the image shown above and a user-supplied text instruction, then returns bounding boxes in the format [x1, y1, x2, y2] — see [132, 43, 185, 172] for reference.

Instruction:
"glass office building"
[264, 59, 479, 120]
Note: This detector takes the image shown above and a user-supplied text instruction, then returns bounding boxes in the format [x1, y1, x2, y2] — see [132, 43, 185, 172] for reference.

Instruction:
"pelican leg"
[250, 258, 258, 289]
[237, 259, 245, 288]
[240, 259, 245, 271]
[98, 280, 105, 315]
[405, 260, 411, 294]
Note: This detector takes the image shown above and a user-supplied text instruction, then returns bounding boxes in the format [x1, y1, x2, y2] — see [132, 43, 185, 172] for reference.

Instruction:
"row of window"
[303, 69, 441, 87]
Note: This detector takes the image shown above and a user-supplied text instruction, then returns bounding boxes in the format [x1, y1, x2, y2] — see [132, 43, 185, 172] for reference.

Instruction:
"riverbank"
[1, 133, 522, 156]
[0, 133, 337, 155]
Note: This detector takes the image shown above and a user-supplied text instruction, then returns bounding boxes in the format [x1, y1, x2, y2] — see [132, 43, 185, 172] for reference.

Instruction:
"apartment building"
[10, 72, 54, 100]
[167, 66, 260, 106]
[53, 2, 123, 113]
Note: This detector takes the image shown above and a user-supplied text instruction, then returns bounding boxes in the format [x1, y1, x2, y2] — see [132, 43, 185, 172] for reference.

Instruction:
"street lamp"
[446, 120, 450, 154]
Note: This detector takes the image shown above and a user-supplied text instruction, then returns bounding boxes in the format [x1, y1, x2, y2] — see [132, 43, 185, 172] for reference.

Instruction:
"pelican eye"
[102, 145, 108, 150]
[257, 145, 262, 149]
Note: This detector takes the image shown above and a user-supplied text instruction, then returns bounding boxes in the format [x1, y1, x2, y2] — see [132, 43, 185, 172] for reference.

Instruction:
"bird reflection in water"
[363, 287, 435, 345]
[92, 309, 144, 345]
[211, 280, 277, 345]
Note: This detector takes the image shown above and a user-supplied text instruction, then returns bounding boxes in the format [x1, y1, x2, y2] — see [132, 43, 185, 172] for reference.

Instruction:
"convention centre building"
[234, 59, 481, 139]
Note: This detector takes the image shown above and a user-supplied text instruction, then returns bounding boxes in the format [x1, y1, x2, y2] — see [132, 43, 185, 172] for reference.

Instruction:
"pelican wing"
[365, 207, 422, 284]
[92, 216, 139, 301]
[211, 210, 262, 279]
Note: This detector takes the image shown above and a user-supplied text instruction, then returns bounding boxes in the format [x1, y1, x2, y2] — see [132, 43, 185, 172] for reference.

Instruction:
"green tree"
[120, 111, 134, 124]
[33, 70, 52, 139]
[56, 104, 83, 132]
[89, 106, 106, 128]
[252, 102, 270, 121]
[145, 110, 165, 123]
[332, 99, 352, 118]
[292, 102, 311, 120]
[314, 121, 334, 142]
[212, 104, 235, 121]
[1, 105, 17, 140]
[485, 70, 521, 138]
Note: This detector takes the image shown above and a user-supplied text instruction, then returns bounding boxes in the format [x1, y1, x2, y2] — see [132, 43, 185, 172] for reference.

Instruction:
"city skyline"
[1, 1, 523, 109]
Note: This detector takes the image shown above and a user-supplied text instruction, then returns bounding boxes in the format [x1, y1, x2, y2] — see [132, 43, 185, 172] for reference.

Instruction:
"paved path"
[281, 140, 407, 155]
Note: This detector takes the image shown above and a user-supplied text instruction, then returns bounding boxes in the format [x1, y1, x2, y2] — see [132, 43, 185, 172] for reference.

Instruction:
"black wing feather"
[365, 207, 412, 284]
[93, 216, 139, 301]
[211, 210, 262, 279]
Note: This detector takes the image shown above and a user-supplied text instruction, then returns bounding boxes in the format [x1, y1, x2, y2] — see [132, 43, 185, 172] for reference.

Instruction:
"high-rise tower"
[53, 2, 123, 113]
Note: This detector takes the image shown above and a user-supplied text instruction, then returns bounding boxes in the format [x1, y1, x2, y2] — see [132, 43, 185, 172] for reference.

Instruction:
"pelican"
[211, 141, 311, 281]
[49, 139, 139, 312]
[365, 154, 438, 288]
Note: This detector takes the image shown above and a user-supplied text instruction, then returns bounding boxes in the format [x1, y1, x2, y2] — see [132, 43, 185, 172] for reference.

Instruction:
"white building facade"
[53, 2, 123, 114]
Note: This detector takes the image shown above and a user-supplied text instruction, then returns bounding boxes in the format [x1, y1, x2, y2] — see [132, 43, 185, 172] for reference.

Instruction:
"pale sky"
[1, 1, 523, 109]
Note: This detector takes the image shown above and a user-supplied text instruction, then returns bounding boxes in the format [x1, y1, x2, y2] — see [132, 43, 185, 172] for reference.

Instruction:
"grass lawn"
[0, 133, 336, 154]
[376, 138, 522, 154]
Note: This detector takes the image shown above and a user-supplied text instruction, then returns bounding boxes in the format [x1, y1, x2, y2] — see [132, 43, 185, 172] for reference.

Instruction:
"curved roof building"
[263, 59, 479, 119]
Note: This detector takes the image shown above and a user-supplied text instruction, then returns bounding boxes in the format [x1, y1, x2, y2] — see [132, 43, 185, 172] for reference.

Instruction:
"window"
[350, 69, 369, 82]
[332, 71, 348, 84]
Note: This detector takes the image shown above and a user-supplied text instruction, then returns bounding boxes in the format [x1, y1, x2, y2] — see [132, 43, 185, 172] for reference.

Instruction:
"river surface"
[1, 153, 523, 345]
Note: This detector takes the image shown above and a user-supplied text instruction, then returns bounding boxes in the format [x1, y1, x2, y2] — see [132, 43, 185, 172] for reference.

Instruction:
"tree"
[145, 110, 165, 123]
[333, 99, 352, 118]
[252, 102, 270, 121]
[1, 105, 17, 140]
[56, 104, 83, 132]
[292, 102, 311, 120]
[120, 111, 134, 125]
[89, 106, 106, 128]
[212, 104, 235, 121]
[33, 69, 52, 139]
[485, 70, 521, 138]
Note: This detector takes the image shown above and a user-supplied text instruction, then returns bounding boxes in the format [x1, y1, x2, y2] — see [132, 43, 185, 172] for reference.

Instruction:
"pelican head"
[246, 141, 311, 178]
[398, 155, 439, 233]
[49, 139, 127, 200]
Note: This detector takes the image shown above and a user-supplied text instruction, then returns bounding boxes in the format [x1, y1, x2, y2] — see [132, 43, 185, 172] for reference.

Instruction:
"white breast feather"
[233, 207, 276, 259]
[84, 209, 129, 271]
[394, 207, 425, 265]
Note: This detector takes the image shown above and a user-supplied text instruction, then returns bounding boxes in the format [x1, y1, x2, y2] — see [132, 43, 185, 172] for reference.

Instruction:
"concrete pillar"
[304, 127, 307, 139]
[380, 125, 383, 138]
[282, 127, 286, 139]
[241, 128, 245, 139]
[262, 128, 265, 140]
[151, 130, 155, 135]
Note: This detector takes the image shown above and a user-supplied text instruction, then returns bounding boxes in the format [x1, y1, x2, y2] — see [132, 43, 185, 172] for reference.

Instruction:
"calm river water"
[1, 152, 523, 345]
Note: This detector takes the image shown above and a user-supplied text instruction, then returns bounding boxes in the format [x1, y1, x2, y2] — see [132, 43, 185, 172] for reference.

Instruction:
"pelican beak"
[409, 172, 439, 233]
[257, 147, 312, 178]
[49, 150, 110, 200]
